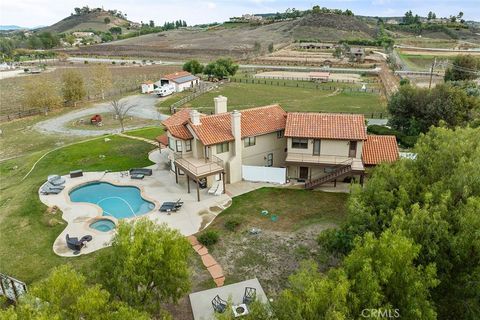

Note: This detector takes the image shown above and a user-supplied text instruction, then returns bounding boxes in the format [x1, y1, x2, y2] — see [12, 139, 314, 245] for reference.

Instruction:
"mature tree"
[319, 126, 480, 319]
[387, 83, 479, 135]
[96, 219, 191, 313]
[37, 32, 60, 49]
[444, 55, 480, 82]
[204, 58, 239, 79]
[109, 98, 137, 132]
[182, 59, 204, 74]
[104, 17, 111, 24]
[215, 300, 274, 320]
[253, 41, 261, 53]
[274, 261, 350, 319]
[268, 42, 274, 53]
[23, 76, 62, 111]
[344, 231, 438, 319]
[62, 69, 85, 106]
[109, 26, 122, 35]
[90, 63, 112, 99]
[0, 265, 149, 319]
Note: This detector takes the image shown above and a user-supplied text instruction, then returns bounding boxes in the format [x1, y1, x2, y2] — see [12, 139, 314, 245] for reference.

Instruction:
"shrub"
[224, 217, 242, 231]
[84, 60, 88, 64]
[367, 124, 417, 148]
[198, 230, 219, 246]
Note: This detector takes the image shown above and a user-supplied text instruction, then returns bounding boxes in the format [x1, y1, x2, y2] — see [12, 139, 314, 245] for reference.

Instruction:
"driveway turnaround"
[34, 94, 168, 137]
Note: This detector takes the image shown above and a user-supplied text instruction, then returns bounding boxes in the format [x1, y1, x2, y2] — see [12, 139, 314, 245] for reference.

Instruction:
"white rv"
[154, 84, 175, 97]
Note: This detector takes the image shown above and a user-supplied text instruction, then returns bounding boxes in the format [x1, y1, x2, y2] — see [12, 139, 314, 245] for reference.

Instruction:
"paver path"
[188, 235, 225, 287]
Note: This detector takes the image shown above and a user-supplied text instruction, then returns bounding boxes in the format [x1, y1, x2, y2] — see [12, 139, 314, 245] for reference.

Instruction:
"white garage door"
[242, 165, 286, 184]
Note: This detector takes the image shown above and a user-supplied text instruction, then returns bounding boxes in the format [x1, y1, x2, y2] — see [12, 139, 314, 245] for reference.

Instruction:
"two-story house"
[159, 96, 399, 200]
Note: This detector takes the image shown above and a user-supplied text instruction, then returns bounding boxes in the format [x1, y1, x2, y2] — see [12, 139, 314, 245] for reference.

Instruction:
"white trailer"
[154, 84, 175, 97]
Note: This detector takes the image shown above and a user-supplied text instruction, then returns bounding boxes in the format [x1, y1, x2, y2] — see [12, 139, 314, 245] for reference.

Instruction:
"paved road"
[34, 94, 168, 137]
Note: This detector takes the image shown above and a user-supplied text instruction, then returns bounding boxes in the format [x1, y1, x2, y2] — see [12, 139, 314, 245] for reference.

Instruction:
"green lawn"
[172, 82, 386, 115]
[0, 136, 155, 283]
[398, 52, 456, 71]
[124, 126, 164, 140]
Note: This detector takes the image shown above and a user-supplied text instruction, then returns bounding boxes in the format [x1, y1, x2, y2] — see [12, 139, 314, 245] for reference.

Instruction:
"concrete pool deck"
[41, 162, 232, 257]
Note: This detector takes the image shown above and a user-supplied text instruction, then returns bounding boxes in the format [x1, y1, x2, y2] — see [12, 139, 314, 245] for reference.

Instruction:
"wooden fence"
[231, 77, 382, 94]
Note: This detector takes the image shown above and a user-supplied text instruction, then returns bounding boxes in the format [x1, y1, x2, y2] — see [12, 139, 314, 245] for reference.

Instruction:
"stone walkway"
[187, 235, 225, 287]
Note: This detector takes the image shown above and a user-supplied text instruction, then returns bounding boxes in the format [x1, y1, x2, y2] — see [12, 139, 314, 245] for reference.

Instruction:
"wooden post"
[334, 179, 337, 187]
[222, 172, 226, 194]
[187, 175, 190, 193]
[360, 174, 365, 186]
[196, 178, 200, 202]
[175, 166, 178, 184]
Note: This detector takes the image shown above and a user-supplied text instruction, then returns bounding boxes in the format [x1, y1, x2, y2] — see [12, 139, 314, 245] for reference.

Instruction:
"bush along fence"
[250, 75, 380, 83]
[170, 81, 226, 113]
[230, 77, 382, 94]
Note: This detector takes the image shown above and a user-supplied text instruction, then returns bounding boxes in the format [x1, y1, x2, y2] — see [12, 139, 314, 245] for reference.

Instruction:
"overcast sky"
[0, 0, 477, 28]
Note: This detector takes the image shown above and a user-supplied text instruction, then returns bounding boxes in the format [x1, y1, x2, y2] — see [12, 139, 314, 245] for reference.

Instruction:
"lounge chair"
[40, 186, 62, 195]
[208, 181, 219, 194]
[47, 175, 66, 186]
[44, 182, 65, 190]
[243, 287, 256, 305]
[212, 295, 227, 313]
[214, 183, 224, 196]
[66, 234, 84, 252]
[129, 168, 152, 176]
[130, 173, 145, 180]
[159, 199, 183, 212]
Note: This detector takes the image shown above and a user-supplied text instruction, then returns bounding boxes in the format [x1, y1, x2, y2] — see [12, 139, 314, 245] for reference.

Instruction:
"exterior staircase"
[305, 162, 353, 189]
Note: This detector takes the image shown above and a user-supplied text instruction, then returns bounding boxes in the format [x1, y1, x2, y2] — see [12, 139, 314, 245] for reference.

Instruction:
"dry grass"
[0, 64, 180, 116]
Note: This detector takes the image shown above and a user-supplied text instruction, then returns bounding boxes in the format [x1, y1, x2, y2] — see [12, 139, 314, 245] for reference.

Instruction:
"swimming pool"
[70, 182, 155, 219]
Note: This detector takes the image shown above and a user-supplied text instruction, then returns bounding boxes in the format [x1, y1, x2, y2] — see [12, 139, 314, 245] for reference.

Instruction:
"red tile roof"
[189, 105, 287, 146]
[155, 134, 169, 146]
[362, 135, 399, 165]
[285, 112, 367, 140]
[161, 108, 194, 140]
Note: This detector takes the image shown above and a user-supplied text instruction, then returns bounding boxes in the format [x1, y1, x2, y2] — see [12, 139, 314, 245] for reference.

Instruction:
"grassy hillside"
[41, 11, 132, 34]
[68, 13, 377, 60]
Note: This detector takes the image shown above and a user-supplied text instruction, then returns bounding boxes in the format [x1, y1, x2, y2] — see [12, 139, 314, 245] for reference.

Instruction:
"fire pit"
[232, 303, 249, 317]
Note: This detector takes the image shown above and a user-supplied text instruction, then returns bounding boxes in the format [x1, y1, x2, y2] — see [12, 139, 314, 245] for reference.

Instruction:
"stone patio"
[189, 278, 268, 320]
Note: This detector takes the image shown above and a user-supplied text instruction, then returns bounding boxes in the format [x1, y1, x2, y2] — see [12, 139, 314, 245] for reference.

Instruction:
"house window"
[244, 136, 256, 147]
[168, 137, 175, 151]
[292, 138, 308, 149]
[216, 142, 229, 154]
[185, 140, 192, 152]
[266, 153, 273, 167]
[277, 130, 285, 138]
[176, 140, 182, 152]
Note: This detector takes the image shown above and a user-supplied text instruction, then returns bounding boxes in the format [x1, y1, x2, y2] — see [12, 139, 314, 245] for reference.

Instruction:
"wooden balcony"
[174, 153, 224, 178]
[286, 153, 365, 171]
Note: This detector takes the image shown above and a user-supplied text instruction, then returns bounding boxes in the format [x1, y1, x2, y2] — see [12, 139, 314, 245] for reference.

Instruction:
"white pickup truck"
[154, 84, 175, 97]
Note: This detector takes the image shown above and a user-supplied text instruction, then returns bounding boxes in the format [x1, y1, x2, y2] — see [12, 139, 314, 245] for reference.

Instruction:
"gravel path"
[34, 94, 168, 136]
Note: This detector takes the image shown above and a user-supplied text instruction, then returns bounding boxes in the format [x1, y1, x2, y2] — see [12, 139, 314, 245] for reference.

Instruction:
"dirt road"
[34, 94, 168, 136]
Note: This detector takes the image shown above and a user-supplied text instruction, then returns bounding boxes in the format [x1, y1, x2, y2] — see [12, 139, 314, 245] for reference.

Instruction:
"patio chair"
[243, 287, 256, 305]
[212, 295, 227, 313]
[214, 183, 224, 196]
[208, 181, 219, 194]
[47, 175, 66, 186]
[66, 234, 84, 252]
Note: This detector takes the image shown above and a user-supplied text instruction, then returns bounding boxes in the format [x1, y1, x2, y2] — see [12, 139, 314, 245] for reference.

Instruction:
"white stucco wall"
[242, 132, 287, 167]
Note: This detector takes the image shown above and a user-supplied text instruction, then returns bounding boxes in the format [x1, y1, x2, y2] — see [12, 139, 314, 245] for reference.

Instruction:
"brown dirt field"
[398, 48, 480, 56]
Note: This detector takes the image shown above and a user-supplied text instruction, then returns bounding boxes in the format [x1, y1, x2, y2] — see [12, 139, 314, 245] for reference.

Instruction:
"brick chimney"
[214, 95, 228, 114]
[190, 110, 200, 125]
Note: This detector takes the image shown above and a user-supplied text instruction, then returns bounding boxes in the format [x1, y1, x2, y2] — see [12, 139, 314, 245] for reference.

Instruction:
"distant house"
[141, 81, 155, 94]
[349, 47, 365, 62]
[297, 42, 337, 50]
[72, 31, 94, 38]
[159, 71, 199, 93]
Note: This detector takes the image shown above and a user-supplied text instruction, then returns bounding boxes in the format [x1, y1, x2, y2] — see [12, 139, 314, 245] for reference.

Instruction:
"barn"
[159, 71, 199, 92]
[141, 81, 155, 93]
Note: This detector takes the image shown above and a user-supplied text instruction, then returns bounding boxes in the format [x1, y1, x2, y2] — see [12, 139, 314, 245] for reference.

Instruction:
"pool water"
[70, 182, 154, 219]
[90, 219, 116, 232]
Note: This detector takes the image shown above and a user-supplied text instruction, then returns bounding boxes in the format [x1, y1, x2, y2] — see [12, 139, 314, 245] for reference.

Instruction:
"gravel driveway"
[34, 94, 168, 136]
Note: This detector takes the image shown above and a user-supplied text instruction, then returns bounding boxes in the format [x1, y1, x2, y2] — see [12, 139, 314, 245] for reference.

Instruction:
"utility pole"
[428, 57, 437, 89]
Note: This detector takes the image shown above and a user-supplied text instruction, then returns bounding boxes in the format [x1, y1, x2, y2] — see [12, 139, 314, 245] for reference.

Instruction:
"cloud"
[206, 2, 217, 9]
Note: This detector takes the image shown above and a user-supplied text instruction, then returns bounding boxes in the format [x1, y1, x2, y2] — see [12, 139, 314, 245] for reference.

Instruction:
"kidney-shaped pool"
[69, 182, 155, 219]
